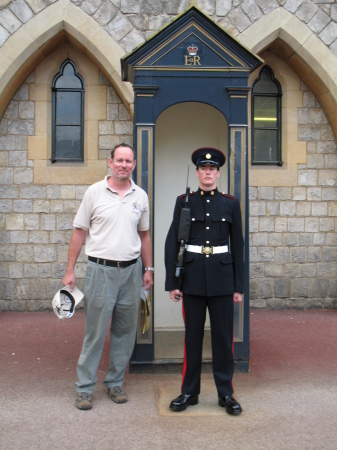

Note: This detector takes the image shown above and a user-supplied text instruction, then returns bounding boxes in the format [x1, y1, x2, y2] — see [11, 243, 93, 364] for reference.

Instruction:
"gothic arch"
[238, 8, 337, 138]
[0, 0, 134, 120]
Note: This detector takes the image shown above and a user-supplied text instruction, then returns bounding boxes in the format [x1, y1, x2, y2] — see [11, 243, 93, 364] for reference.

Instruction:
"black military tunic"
[165, 187, 244, 397]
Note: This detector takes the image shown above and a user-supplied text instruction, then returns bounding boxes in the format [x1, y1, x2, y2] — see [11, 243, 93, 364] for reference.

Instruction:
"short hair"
[110, 143, 135, 160]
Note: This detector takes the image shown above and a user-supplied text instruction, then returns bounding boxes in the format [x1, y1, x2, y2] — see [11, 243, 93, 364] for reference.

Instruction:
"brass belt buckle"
[202, 246, 213, 255]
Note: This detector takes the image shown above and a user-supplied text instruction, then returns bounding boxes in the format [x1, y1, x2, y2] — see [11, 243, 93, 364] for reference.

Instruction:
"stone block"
[275, 278, 290, 298]
[24, 263, 38, 278]
[318, 169, 336, 187]
[46, 185, 60, 200]
[228, 7, 251, 33]
[257, 247, 274, 262]
[313, 233, 325, 245]
[34, 245, 56, 263]
[0, 167, 14, 184]
[320, 218, 334, 232]
[296, 202, 311, 216]
[6, 213, 24, 230]
[299, 233, 313, 246]
[81, 0, 102, 16]
[275, 187, 292, 200]
[60, 186, 76, 199]
[38, 263, 51, 278]
[57, 215, 73, 231]
[242, 0, 263, 22]
[280, 201, 296, 216]
[9, 0, 34, 23]
[252, 233, 268, 246]
[284, 263, 301, 279]
[291, 278, 310, 297]
[29, 231, 49, 244]
[326, 232, 337, 246]
[20, 185, 46, 199]
[298, 169, 318, 186]
[63, 200, 81, 213]
[306, 154, 325, 169]
[268, 232, 283, 246]
[14, 168, 33, 184]
[323, 246, 337, 262]
[258, 278, 274, 299]
[288, 218, 305, 232]
[9, 150, 27, 167]
[307, 8, 330, 34]
[94, 0, 118, 25]
[290, 247, 307, 263]
[0, 8, 22, 33]
[9, 263, 24, 278]
[41, 215, 55, 231]
[249, 201, 266, 216]
[0, 200, 12, 213]
[16, 245, 33, 262]
[115, 120, 133, 135]
[274, 248, 288, 266]
[10, 231, 28, 243]
[293, 187, 306, 200]
[283, 233, 299, 246]
[308, 246, 321, 262]
[24, 215, 39, 230]
[307, 187, 321, 201]
[266, 201, 279, 216]
[259, 217, 274, 232]
[312, 202, 327, 216]
[275, 217, 287, 232]
[49, 232, 66, 244]
[317, 262, 336, 277]
[33, 200, 50, 213]
[265, 264, 283, 277]
[106, 13, 133, 41]
[301, 263, 316, 278]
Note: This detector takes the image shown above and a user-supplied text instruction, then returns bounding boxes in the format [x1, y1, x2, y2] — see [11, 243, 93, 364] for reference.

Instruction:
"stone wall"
[0, 69, 133, 311]
[249, 81, 337, 309]
[1, 1, 336, 55]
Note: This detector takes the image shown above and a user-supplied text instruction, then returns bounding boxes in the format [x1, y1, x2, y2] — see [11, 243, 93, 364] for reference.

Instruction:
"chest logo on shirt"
[132, 203, 140, 214]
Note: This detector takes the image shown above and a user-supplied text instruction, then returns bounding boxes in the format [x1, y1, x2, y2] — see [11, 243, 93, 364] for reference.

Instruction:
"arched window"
[51, 60, 84, 162]
[252, 66, 282, 165]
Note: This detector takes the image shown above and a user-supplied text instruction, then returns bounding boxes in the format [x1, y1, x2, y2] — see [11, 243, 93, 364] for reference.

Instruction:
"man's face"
[109, 146, 136, 182]
[196, 164, 220, 189]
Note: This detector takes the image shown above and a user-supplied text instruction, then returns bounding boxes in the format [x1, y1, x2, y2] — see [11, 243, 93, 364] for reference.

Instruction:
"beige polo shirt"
[73, 177, 150, 261]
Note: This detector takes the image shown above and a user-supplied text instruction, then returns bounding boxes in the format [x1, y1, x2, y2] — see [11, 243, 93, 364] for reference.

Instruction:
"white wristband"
[144, 267, 154, 272]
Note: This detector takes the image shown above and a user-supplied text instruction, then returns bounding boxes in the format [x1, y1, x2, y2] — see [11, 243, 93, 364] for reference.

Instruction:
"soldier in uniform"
[165, 147, 244, 415]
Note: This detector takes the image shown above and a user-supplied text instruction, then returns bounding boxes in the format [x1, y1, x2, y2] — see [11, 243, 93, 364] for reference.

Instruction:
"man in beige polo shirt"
[63, 143, 153, 410]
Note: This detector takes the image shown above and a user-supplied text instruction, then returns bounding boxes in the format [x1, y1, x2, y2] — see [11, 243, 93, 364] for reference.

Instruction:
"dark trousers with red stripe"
[181, 294, 234, 398]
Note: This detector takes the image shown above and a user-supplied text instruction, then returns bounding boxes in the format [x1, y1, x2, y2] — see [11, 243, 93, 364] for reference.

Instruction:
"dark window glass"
[52, 60, 84, 162]
[252, 66, 282, 165]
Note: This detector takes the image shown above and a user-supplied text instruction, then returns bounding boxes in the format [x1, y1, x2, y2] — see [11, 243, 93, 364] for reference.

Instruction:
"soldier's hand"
[170, 289, 183, 302]
[233, 292, 243, 303]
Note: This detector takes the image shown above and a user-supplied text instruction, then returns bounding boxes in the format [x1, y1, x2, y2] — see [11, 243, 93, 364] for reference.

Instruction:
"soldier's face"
[196, 164, 220, 190]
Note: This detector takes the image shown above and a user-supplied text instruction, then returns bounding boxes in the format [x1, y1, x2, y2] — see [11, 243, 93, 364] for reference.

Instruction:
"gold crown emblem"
[187, 44, 198, 56]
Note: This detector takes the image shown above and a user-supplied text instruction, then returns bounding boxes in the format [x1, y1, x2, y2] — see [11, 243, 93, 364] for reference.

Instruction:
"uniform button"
[206, 241, 210, 244]
[207, 200, 210, 203]
[206, 213, 210, 216]
[206, 227, 209, 230]
[192, 218, 195, 221]
[222, 218, 225, 221]
[206, 255, 209, 258]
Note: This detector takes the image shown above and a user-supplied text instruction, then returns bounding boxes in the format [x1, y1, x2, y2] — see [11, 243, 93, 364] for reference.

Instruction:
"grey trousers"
[75, 258, 142, 394]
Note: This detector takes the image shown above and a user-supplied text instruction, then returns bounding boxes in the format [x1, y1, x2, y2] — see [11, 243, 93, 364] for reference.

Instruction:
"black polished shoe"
[170, 394, 198, 412]
[218, 395, 242, 415]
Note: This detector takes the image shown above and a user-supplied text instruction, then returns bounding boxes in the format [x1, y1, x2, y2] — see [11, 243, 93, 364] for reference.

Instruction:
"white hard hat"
[52, 285, 84, 319]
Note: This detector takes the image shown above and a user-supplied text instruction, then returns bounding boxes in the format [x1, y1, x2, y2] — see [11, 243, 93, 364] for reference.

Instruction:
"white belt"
[186, 245, 228, 255]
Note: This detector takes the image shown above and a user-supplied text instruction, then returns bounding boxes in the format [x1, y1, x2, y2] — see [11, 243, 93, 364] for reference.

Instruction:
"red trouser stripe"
[181, 301, 187, 391]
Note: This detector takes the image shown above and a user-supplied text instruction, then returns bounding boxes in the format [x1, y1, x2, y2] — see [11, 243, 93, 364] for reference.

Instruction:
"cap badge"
[206, 153, 211, 159]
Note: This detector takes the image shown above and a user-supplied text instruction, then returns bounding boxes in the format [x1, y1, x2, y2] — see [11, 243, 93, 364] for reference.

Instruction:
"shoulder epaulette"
[220, 192, 237, 201]
[179, 191, 195, 200]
